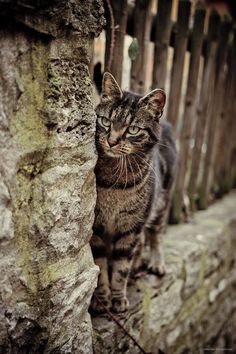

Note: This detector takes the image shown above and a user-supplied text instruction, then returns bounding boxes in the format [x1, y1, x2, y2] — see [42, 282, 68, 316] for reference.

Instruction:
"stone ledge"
[91, 192, 236, 354]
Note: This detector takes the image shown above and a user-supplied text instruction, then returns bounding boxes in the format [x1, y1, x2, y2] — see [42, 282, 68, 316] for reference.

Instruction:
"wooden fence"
[92, 0, 236, 224]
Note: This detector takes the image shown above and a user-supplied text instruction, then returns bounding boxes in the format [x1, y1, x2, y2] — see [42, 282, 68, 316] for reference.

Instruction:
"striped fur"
[90, 73, 177, 313]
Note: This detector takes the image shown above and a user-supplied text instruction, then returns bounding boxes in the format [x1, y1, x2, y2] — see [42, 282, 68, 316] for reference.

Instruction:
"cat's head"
[95, 72, 166, 158]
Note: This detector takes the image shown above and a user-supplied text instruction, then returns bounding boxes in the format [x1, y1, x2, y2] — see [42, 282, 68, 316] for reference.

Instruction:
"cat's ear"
[138, 89, 166, 118]
[101, 72, 122, 101]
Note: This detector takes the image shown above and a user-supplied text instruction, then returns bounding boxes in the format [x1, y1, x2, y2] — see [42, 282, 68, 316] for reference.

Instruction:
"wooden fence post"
[214, 28, 236, 194]
[99, 1, 235, 217]
[187, 10, 220, 210]
[198, 17, 232, 209]
[213, 53, 231, 197]
[171, 2, 205, 223]
[152, 0, 173, 90]
[228, 33, 236, 192]
[167, 0, 191, 130]
[105, 0, 128, 86]
[130, 0, 152, 94]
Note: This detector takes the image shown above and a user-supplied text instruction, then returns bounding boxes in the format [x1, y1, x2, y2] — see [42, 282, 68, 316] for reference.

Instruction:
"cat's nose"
[107, 136, 118, 147]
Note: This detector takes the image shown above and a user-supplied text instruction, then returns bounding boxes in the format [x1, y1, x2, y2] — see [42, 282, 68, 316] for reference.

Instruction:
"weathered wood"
[198, 17, 232, 209]
[214, 29, 236, 195]
[105, 0, 128, 86]
[187, 10, 220, 210]
[225, 37, 236, 190]
[224, 101, 236, 191]
[101, 1, 235, 214]
[225, 35, 236, 191]
[229, 148, 236, 189]
[171, 3, 206, 223]
[130, 0, 152, 94]
[167, 0, 191, 129]
[212, 44, 233, 197]
[152, 0, 173, 90]
[126, 3, 228, 59]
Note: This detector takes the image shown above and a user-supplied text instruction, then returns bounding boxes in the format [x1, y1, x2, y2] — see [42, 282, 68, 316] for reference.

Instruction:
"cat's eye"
[127, 126, 140, 135]
[100, 117, 111, 127]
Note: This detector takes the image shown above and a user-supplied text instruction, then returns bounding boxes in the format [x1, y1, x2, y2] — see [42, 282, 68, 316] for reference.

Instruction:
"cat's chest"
[95, 186, 139, 234]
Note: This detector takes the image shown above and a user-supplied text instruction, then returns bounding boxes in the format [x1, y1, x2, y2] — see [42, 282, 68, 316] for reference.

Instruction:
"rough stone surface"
[0, 2, 104, 353]
[92, 193, 236, 354]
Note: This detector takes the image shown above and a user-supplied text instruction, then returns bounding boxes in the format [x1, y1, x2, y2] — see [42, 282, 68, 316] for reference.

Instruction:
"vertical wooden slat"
[213, 53, 231, 197]
[224, 115, 236, 191]
[187, 10, 220, 210]
[171, 3, 206, 223]
[215, 28, 236, 194]
[229, 148, 236, 189]
[152, 0, 173, 90]
[105, 0, 128, 86]
[130, 0, 152, 94]
[226, 31, 236, 190]
[167, 0, 191, 129]
[198, 17, 232, 209]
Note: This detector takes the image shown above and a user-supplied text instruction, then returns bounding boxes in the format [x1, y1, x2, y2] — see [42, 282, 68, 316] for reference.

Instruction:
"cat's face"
[95, 73, 166, 158]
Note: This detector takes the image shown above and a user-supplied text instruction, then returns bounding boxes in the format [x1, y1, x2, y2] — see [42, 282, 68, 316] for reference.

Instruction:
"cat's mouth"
[104, 148, 126, 158]
[99, 141, 130, 157]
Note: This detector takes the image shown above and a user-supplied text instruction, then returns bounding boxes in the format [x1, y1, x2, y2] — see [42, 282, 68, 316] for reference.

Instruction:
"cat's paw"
[112, 296, 129, 313]
[90, 293, 111, 314]
[147, 260, 166, 276]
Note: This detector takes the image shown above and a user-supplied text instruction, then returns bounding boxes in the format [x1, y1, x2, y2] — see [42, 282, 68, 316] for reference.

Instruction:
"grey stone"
[0, 1, 104, 353]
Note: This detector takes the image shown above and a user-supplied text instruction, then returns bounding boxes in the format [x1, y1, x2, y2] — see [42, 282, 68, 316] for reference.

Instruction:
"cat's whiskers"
[110, 155, 124, 189]
[115, 156, 124, 182]
[134, 153, 159, 180]
[131, 155, 143, 182]
[127, 155, 136, 192]
[156, 142, 172, 150]
[112, 157, 122, 176]
[123, 155, 128, 190]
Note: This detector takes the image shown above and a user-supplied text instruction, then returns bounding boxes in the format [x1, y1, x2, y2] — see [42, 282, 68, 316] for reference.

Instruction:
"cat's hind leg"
[131, 230, 145, 273]
[146, 194, 169, 276]
[90, 234, 111, 313]
[146, 225, 166, 276]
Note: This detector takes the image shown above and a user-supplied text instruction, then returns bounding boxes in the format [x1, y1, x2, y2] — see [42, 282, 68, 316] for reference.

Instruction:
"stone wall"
[92, 193, 236, 354]
[0, 2, 104, 353]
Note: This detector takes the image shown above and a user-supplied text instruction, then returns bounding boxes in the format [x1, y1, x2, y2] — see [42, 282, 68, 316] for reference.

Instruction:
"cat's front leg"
[111, 232, 138, 312]
[90, 234, 111, 313]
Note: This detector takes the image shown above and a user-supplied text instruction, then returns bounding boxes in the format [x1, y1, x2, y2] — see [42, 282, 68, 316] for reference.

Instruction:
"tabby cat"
[90, 72, 177, 313]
